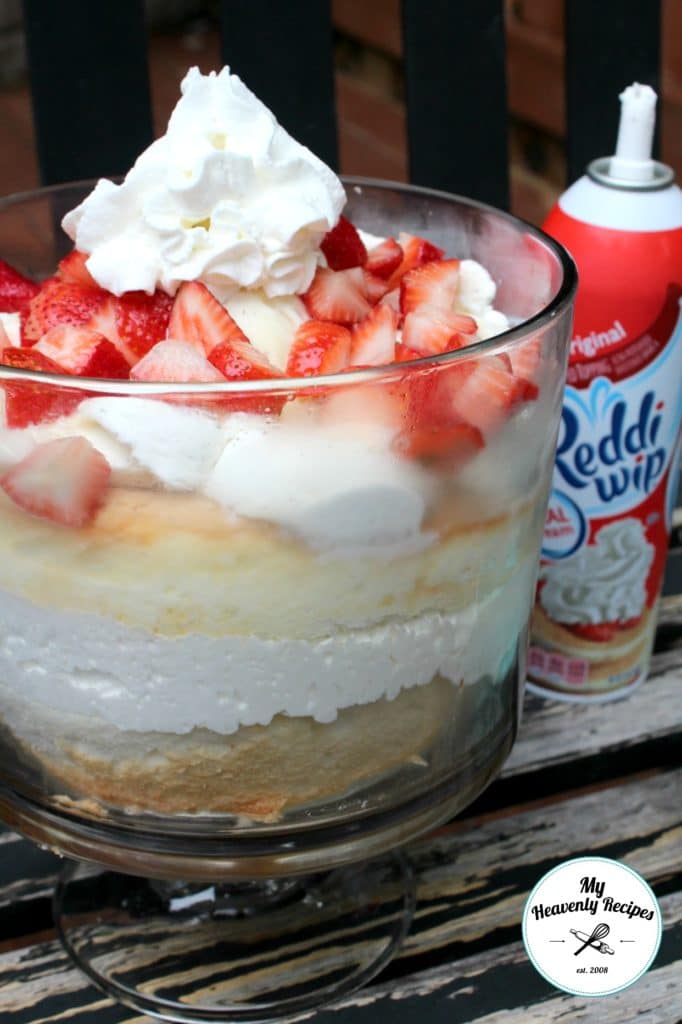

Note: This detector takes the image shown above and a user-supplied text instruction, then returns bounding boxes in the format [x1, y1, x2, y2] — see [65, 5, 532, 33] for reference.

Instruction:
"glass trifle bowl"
[0, 179, 576, 1021]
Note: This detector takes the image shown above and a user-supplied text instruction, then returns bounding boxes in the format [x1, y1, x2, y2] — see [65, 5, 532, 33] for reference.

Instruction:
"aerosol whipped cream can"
[528, 83, 682, 701]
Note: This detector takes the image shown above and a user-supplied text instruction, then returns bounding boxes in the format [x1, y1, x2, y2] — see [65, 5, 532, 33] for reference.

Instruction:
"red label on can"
[530, 209, 682, 697]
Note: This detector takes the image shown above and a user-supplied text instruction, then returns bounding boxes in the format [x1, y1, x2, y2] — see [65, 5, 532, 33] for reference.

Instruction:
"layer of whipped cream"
[0, 397, 433, 552]
[62, 67, 345, 298]
[0, 559, 533, 735]
[540, 518, 655, 625]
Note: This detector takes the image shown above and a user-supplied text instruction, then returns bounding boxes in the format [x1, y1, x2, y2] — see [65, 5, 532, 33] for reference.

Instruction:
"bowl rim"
[0, 176, 578, 394]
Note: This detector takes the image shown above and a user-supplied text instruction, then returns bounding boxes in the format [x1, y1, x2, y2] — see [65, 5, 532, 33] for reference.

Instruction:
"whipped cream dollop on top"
[540, 518, 655, 625]
[62, 67, 345, 298]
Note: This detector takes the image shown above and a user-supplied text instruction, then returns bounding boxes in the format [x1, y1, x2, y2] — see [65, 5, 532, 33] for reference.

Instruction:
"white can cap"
[609, 83, 657, 183]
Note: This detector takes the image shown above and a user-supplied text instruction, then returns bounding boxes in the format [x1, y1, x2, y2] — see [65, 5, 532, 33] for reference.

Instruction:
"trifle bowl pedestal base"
[54, 854, 414, 1024]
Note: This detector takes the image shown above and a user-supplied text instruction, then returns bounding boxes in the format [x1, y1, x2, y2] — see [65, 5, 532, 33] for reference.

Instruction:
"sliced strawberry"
[446, 355, 528, 434]
[509, 336, 542, 385]
[57, 250, 97, 288]
[395, 419, 484, 465]
[23, 280, 109, 345]
[0, 260, 40, 316]
[350, 304, 397, 367]
[287, 321, 352, 376]
[112, 290, 173, 362]
[209, 337, 282, 381]
[320, 216, 367, 271]
[385, 232, 445, 291]
[363, 271, 389, 303]
[35, 326, 130, 379]
[169, 281, 246, 356]
[394, 343, 426, 363]
[302, 267, 372, 326]
[0, 436, 110, 528]
[568, 616, 642, 643]
[0, 347, 82, 427]
[380, 288, 401, 315]
[400, 258, 460, 315]
[365, 238, 403, 279]
[402, 304, 477, 355]
[130, 339, 226, 383]
[208, 339, 284, 415]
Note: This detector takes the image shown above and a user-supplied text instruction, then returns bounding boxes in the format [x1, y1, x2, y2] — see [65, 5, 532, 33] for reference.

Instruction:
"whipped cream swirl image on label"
[540, 518, 655, 626]
[62, 67, 345, 298]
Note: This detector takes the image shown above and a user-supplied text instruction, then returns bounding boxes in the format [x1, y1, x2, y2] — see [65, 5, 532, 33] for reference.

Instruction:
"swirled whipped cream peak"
[62, 66, 346, 298]
[540, 518, 655, 626]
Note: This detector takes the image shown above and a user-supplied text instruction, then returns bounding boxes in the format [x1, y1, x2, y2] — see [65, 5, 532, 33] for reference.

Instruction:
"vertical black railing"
[565, 0, 662, 184]
[22, 0, 153, 186]
[402, 0, 509, 209]
[219, 0, 338, 170]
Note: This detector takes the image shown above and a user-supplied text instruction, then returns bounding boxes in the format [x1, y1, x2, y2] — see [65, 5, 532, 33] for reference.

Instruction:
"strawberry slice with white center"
[131, 340, 226, 383]
[320, 216, 367, 271]
[446, 354, 528, 435]
[385, 232, 445, 291]
[0, 347, 82, 427]
[0, 436, 111, 528]
[302, 267, 372, 325]
[350, 304, 397, 367]
[169, 281, 248, 356]
[400, 258, 461, 315]
[23, 280, 109, 345]
[402, 304, 477, 355]
[380, 288, 401, 315]
[287, 321, 352, 376]
[363, 271, 390, 303]
[0, 260, 39, 316]
[57, 250, 97, 288]
[365, 238, 403, 279]
[35, 325, 130, 378]
[508, 336, 542, 391]
[209, 337, 282, 381]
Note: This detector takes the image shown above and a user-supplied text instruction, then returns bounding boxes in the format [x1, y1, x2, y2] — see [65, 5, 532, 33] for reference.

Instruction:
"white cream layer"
[0, 561, 533, 736]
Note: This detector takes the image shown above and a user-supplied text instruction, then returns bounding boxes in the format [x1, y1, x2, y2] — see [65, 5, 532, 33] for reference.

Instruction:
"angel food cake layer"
[0, 67, 557, 820]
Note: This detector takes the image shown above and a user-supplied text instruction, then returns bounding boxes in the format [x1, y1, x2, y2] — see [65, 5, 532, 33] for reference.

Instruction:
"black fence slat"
[402, 0, 509, 210]
[219, 1, 338, 170]
[565, 0, 662, 184]
[22, 0, 153, 187]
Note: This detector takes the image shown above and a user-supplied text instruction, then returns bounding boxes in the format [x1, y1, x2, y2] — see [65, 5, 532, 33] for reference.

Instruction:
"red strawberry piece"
[380, 288, 401, 315]
[302, 267, 372, 326]
[287, 321, 352, 376]
[169, 281, 247, 356]
[208, 339, 284, 415]
[130, 339, 226, 383]
[394, 342, 426, 363]
[35, 326, 130, 379]
[320, 216, 367, 271]
[111, 290, 173, 363]
[0, 436, 110, 528]
[567, 622, 618, 643]
[350, 304, 397, 367]
[385, 232, 445, 291]
[22, 280, 110, 345]
[57, 250, 97, 288]
[509, 336, 542, 385]
[0, 260, 40, 316]
[365, 238, 403, 279]
[0, 319, 12, 348]
[0, 347, 82, 427]
[395, 419, 484, 464]
[402, 304, 477, 355]
[400, 258, 461, 315]
[446, 354, 528, 434]
[363, 271, 390, 303]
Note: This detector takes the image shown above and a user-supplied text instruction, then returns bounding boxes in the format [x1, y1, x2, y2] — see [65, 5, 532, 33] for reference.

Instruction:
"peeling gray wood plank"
[0, 773, 678, 1021]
